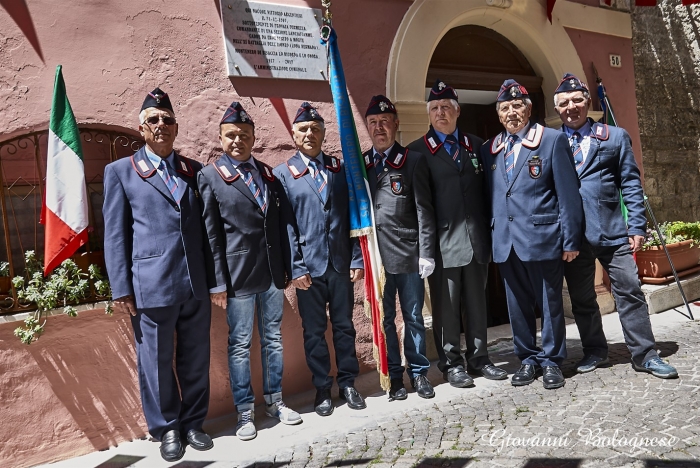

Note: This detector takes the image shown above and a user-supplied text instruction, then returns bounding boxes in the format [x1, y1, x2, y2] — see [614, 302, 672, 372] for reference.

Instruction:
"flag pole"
[593, 63, 694, 320]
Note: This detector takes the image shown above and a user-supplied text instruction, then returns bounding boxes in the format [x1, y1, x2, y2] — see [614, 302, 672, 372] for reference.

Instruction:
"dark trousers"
[296, 265, 360, 390]
[383, 272, 431, 379]
[499, 249, 567, 367]
[564, 241, 658, 365]
[428, 260, 490, 372]
[130, 293, 211, 441]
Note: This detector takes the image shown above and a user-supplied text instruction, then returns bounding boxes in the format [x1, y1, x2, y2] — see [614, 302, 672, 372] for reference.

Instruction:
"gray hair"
[496, 98, 533, 112]
[139, 108, 175, 125]
[292, 121, 325, 131]
[553, 91, 591, 107]
[426, 99, 460, 114]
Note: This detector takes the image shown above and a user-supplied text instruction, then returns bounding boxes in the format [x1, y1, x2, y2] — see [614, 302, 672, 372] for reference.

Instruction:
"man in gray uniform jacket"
[363, 95, 436, 400]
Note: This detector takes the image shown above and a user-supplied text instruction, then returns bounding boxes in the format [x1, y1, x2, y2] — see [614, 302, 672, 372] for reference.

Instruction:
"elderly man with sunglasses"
[104, 88, 214, 462]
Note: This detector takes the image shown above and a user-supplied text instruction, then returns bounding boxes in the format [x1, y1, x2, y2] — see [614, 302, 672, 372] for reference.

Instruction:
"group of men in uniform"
[102, 72, 677, 462]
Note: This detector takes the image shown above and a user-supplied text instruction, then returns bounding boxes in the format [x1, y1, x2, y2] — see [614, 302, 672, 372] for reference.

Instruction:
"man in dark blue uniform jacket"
[554, 73, 678, 379]
[483, 79, 584, 390]
[198, 102, 302, 442]
[103, 89, 213, 461]
[363, 95, 436, 400]
[273, 103, 365, 417]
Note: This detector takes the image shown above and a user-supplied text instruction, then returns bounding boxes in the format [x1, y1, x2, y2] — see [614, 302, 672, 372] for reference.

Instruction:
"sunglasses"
[144, 115, 177, 125]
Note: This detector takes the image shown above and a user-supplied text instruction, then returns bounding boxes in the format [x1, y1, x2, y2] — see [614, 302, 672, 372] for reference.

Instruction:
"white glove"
[419, 257, 435, 279]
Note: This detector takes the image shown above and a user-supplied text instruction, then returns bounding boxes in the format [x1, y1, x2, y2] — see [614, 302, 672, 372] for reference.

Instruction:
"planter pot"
[636, 240, 700, 284]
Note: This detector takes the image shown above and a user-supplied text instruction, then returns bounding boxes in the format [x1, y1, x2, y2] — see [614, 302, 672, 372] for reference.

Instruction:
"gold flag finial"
[322, 0, 332, 25]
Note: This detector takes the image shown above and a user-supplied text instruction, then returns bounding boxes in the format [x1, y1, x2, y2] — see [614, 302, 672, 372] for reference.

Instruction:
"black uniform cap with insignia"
[141, 87, 174, 113]
[220, 101, 254, 127]
[294, 102, 324, 124]
[497, 79, 529, 102]
[428, 79, 458, 102]
[365, 95, 397, 117]
[554, 73, 589, 95]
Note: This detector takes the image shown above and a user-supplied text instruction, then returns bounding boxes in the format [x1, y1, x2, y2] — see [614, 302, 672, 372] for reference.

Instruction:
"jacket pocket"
[397, 228, 418, 241]
[531, 214, 559, 225]
[227, 249, 249, 256]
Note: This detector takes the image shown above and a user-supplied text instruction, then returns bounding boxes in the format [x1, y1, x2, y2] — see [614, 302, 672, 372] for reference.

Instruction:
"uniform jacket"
[103, 147, 210, 309]
[407, 127, 491, 267]
[363, 143, 436, 275]
[197, 155, 286, 297]
[482, 124, 584, 263]
[560, 119, 646, 247]
[273, 151, 363, 279]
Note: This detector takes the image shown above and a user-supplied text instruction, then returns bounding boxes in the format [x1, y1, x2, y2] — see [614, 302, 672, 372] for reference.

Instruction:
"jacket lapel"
[131, 148, 176, 204]
[509, 145, 531, 188]
[363, 150, 378, 197]
[426, 127, 460, 172]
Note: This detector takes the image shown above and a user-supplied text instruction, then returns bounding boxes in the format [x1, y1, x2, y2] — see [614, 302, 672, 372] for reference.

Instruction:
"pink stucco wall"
[0, 298, 355, 468]
[565, 27, 644, 173]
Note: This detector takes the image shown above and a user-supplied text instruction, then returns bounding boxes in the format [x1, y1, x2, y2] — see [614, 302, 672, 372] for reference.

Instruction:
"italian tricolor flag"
[42, 65, 88, 275]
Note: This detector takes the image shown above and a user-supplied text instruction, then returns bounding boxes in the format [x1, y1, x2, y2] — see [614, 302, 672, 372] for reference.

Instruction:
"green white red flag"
[42, 65, 88, 275]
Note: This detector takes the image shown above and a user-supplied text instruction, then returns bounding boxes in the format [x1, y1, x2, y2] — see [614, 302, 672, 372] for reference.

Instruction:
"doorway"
[426, 25, 546, 326]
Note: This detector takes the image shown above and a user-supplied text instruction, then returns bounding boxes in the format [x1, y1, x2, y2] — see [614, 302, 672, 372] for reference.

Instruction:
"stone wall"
[632, 2, 700, 222]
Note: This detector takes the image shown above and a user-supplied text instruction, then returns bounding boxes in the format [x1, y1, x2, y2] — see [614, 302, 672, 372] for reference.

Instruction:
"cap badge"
[570, 79, 576, 88]
[310, 109, 317, 118]
[379, 101, 388, 111]
[153, 93, 163, 104]
[240, 111, 248, 121]
[438, 82, 446, 90]
[510, 87, 517, 97]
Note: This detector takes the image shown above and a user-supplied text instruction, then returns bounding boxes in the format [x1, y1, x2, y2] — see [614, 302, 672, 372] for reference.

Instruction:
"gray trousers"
[564, 241, 658, 366]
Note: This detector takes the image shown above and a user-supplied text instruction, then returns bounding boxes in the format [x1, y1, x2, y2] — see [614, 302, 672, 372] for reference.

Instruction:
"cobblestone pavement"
[42, 310, 700, 468]
[224, 320, 700, 468]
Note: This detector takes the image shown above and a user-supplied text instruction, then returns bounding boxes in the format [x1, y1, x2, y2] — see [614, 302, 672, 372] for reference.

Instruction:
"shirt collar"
[433, 128, 459, 143]
[563, 120, 592, 138]
[145, 147, 175, 169]
[225, 153, 256, 169]
[373, 143, 395, 160]
[299, 151, 325, 169]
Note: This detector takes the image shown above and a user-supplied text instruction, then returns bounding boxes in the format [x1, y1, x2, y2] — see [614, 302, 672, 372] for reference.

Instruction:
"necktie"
[158, 159, 180, 204]
[444, 134, 460, 168]
[308, 159, 328, 203]
[240, 162, 267, 211]
[374, 152, 385, 179]
[571, 132, 583, 170]
[505, 135, 518, 183]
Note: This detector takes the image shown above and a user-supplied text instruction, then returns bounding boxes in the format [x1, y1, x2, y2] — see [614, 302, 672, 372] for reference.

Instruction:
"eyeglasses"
[144, 115, 177, 125]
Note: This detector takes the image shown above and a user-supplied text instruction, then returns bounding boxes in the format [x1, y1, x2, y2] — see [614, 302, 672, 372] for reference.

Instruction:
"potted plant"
[12, 250, 113, 344]
[0, 261, 10, 294]
[636, 221, 700, 283]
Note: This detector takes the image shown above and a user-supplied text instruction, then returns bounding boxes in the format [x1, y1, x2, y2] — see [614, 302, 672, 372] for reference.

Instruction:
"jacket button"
[508, 216, 513, 221]
[377, 226, 382, 232]
[174, 206, 180, 212]
[506, 192, 511, 197]
[466, 215, 470, 219]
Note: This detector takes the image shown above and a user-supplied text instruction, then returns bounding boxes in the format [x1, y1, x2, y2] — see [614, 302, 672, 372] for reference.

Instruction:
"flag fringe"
[350, 227, 373, 238]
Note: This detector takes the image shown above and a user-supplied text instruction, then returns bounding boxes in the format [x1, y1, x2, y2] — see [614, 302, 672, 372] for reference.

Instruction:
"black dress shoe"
[314, 388, 334, 416]
[575, 355, 610, 373]
[388, 378, 407, 401]
[339, 386, 367, 410]
[542, 366, 565, 389]
[468, 364, 508, 380]
[186, 429, 213, 451]
[411, 374, 435, 399]
[511, 364, 540, 386]
[442, 365, 474, 388]
[160, 430, 185, 462]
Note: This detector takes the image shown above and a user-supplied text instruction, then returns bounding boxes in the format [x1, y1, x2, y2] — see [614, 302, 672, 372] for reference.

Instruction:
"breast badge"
[528, 156, 542, 179]
[390, 175, 404, 195]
